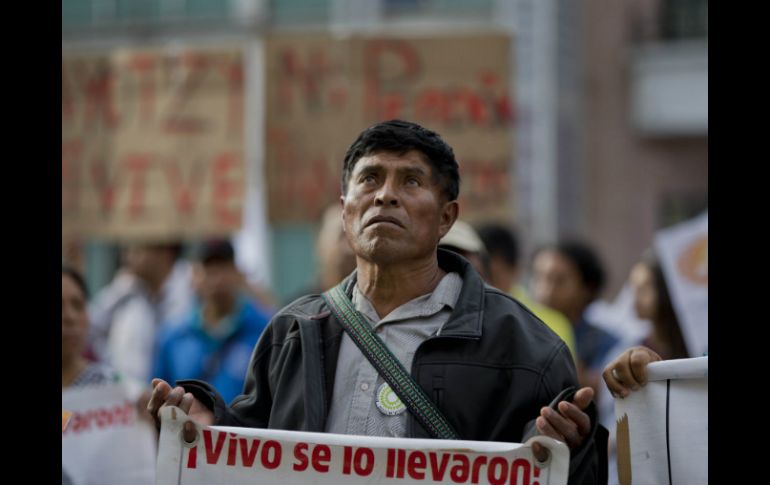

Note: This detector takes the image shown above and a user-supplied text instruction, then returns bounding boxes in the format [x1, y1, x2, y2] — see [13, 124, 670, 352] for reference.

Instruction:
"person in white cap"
[437, 219, 488, 277]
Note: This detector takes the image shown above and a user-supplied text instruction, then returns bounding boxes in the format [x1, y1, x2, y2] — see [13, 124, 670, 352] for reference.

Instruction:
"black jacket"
[181, 249, 606, 484]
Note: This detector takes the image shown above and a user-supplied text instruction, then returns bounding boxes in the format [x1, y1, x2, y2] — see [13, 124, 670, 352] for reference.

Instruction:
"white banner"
[654, 211, 708, 356]
[613, 357, 708, 485]
[62, 383, 157, 485]
[156, 407, 570, 485]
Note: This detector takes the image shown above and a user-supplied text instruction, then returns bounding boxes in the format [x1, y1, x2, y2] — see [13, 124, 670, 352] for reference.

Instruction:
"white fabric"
[88, 260, 195, 385]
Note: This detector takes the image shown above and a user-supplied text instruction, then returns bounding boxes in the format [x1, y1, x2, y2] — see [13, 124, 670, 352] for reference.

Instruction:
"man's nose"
[374, 179, 400, 207]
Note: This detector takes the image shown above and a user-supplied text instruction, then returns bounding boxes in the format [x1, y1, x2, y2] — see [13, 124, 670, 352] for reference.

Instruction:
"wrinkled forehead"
[351, 149, 432, 172]
[349, 151, 444, 195]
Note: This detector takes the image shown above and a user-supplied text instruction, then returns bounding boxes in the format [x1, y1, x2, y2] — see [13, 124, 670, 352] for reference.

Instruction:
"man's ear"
[438, 200, 459, 240]
[339, 196, 346, 233]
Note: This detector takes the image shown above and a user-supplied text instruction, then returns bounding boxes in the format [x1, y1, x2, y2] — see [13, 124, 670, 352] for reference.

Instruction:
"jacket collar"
[337, 248, 485, 339]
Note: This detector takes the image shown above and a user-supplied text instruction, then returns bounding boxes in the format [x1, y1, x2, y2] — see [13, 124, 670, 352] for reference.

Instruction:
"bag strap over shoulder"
[322, 283, 459, 440]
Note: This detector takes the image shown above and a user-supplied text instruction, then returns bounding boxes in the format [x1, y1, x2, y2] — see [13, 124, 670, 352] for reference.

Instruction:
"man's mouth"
[366, 215, 404, 228]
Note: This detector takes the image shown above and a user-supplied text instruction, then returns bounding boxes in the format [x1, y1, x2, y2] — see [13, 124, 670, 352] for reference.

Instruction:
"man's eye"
[363, 175, 376, 183]
[406, 177, 419, 186]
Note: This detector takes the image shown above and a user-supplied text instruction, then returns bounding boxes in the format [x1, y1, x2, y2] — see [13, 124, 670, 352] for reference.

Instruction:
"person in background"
[87, 241, 195, 386]
[598, 249, 693, 485]
[627, 250, 689, 360]
[437, 218, 488, 277]
[152, 239, 273, 403]
[531, 241, 620, 400]
[63, 265, 123, 391]
[62, 264, 155, 485]
[317, 204, 358, 292]
[282, 204, 358, 306]
[477, 223, 577, 361]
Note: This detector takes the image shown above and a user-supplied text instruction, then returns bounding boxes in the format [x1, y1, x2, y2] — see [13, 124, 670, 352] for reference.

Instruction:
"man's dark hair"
[535, 240, 606, 298]
[132, 241, 184, 261]
[62, 263, 89, 299]
[341, 119, 460, 201]
[477, 223, 519, 267]
[195, 239, 235, 265]
[155, 242, 184, 260]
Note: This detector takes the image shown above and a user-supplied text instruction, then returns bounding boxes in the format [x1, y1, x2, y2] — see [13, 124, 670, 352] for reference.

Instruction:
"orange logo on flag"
[677, 236, 708, 286]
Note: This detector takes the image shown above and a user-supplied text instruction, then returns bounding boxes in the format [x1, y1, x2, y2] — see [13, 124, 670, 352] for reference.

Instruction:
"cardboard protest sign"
[62, 46, 245, 240]
[614, 357, 708, 485]
[156, 406, 569, 484]
[265, 33, 514, 224]
[62, 383, 157, 485]
[654, 212, 708, 356]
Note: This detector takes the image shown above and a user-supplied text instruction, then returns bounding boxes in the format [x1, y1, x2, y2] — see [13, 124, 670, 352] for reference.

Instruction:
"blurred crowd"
[62, 205, 699, 485]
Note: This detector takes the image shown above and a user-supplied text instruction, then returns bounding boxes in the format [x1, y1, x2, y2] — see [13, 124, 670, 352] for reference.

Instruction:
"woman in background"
[62, 264, 155, 485]
[628, 250, 689, 361]
[62, 265, 122, 389]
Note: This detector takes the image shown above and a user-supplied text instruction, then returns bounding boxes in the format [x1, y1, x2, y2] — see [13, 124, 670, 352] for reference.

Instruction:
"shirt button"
[361, 383, 369, 391]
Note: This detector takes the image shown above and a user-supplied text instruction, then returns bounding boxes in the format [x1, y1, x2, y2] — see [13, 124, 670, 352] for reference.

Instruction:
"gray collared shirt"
[324, 271, 463, 437]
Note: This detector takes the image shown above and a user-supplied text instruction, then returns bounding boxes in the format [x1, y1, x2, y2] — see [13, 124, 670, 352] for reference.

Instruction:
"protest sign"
[62, 46, 245, 239]
[265, 33, 514, 224]
[62, 383, 157, 485]
[614, 357, 708, 485]
[156, 406, 569, 484]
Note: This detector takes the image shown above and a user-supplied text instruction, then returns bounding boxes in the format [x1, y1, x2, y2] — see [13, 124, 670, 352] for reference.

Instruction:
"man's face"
[192, 261, 241, 306]
[488, 254, 518, 293]
[531, 250, 591, 320]
[342, 150, 457, 265]
[62, 274, 88, 363]
[124, 245, 168, 283]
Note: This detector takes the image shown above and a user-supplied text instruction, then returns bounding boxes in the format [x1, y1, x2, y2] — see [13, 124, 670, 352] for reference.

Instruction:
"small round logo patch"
[375, 382, 406, 416]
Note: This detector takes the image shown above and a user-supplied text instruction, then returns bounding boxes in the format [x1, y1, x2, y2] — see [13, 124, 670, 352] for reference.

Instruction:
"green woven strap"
[322, 283, 459, 440]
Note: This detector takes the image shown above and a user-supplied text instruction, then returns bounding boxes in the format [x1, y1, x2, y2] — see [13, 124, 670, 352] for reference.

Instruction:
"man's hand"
[147, 378, 215, 442]
[532, 387, 594, 463]
[602, 346, 662, 399]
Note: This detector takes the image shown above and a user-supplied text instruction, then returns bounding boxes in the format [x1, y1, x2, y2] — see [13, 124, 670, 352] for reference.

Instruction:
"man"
[149, 120, 606, 484]
[152, 240, 272, 403]
[477, 223, 577, 360]
[531, 241, 620, 401]
[88, 241, 195, 385]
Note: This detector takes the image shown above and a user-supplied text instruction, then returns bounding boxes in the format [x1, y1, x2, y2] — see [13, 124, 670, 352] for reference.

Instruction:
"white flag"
[654, 211, 708, 356]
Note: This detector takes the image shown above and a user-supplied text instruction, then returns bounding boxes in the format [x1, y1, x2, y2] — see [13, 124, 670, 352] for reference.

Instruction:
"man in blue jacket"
[152, 239, 272, 403]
